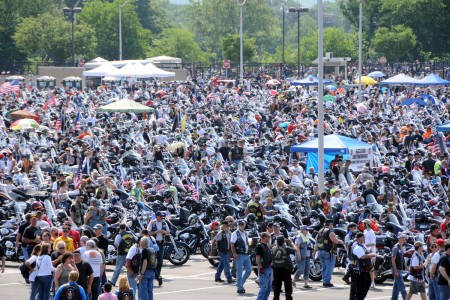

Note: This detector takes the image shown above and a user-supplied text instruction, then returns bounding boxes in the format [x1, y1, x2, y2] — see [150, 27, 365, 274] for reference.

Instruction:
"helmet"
[273, 215, 282, 223]
[347, 222, 357, 229]
[56, 210, 68, 223]
[246, 213, 256, 223]
[287, 194, 296, 202]
[188, 214, 199, 226]
[288, 201, 297, 210]
[31, 201, 43, 211]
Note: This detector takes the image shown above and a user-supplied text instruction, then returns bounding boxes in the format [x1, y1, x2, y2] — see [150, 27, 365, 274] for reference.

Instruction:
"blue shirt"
[54, 282, 87, 300]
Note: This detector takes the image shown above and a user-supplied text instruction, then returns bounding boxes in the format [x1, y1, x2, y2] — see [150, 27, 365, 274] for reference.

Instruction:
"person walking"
[255, 232, 272, 300]
[293, 225, 312, 288]
[54, 271, 88, 300]
[210, 220, 233, 283]
[272, 236, 294, 300]
[351, 232, 377, 300]
[137, 237, 156, 300]
[22, 216, 41, 258]
[391, 233, 407, 300]
[35, 243, 56, 300]
[73, 249, 94, 298]
[54, 251, 77, 290]
[314, 219, 345, 287]
[427, 240, 443, 300]
[82, 240, 104, 300]
[406, 241, 427, 300]
[148, 211, 170, 286]
[231, 219, 252, 294]
[112, 223, 136, 286]
[438, 242, 450, 300]
[363, 219, 377, 289]
[342, 222, 358, 285]
[25, 244, 42, 300]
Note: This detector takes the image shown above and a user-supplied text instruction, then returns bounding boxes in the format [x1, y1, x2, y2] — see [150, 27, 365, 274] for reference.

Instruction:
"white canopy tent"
[381, 74, 418, 85]
[146, 56, 182, 64]
[105, 63, 150, 78]
[83, 64, 119, 77]
[142, 63, 176, 78]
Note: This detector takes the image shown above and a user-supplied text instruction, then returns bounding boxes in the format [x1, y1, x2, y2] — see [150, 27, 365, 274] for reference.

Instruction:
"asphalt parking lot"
[0, 255, 398, 299]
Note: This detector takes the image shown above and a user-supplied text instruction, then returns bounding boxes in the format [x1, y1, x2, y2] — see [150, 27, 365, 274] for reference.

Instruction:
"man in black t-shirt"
[255, 232, 272, 300]
[74, 249, 94, 294]
[137, 237, 155, 300]
[438, 243, 450, 300]
[16, 213, 32, 261]
[22, 216, 41, 257]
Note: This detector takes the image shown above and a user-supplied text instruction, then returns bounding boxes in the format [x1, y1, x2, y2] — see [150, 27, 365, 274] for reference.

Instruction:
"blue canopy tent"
[414, 73, 450, 86]
[437, 122, 450, 133]
[290, 75, 332, 86]
[290, 134, 374, 173]
[401, 98, 427, 107]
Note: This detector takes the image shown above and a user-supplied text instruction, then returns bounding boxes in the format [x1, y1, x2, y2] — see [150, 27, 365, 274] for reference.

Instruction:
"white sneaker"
[370, 282, 375, 289]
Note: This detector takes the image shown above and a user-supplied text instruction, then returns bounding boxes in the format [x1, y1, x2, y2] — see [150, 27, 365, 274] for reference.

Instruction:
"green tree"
[220, 34, 256, 63]
[0, 0, 61, 62]
[13, 13, 97, 63]
[300, 27, 357, 63]
[148, 28, 214, 63]
[188, 0, 278, 57]
[78, 0, 151, 60]
[135, 0, 170, 35]
[372, 25, 417, 62]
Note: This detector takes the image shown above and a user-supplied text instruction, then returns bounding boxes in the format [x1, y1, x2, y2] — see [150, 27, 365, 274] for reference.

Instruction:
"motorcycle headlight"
[1, 228, 9, 235]
[5, 241, 14, 248]
[108, 244, 115, 251]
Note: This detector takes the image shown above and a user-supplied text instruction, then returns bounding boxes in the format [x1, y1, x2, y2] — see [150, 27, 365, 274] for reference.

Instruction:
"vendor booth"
[290, 134, 375, 172]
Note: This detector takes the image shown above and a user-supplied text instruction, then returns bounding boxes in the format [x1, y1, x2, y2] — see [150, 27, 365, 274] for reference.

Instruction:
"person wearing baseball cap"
[350, 232, 377, 300]
[210, 220, 234, 283]
[406, 241, 427, 299]
[427, 239, 444, 300]
[391, 233, 407, 300]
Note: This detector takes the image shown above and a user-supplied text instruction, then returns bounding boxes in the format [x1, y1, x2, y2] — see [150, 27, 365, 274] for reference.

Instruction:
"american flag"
[192, 95, 197, 103]
[73, 161, 83, 189]
[192, 181, 199, 201]
[342, 202, 347, 220]
[0, 80, 20, 94]
[428, 139, 440, 155]
[75, 111, 81, 131]
[55, 117, 62, 130]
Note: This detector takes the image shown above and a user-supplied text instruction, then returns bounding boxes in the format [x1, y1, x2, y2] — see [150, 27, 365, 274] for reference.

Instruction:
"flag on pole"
[75, 111, 81, 131]
[73, 161, 83, 189]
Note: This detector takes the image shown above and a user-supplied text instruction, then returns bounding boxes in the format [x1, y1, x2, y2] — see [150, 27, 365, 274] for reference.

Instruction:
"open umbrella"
[155, 90, 166, 97]
[323, 95, 336, 102]
[10, 110, 37, 120]
[355, 103, 368, 114]
[10, 119, 39, 130]
[368, 71, 386, 78]
[354, 76, 377, 85]
[166, 142, 185, 151]
[96, 99, 152, 113]
[279, 122, 291, 128]
[266, 79, 281, 85]
[326, 85, 337, 92]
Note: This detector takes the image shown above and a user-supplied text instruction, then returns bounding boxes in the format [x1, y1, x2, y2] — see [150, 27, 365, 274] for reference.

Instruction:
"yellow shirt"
[53, 236, 75, 252]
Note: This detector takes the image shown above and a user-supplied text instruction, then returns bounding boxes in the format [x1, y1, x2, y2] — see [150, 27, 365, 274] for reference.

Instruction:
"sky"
[170, 0, 335, 7]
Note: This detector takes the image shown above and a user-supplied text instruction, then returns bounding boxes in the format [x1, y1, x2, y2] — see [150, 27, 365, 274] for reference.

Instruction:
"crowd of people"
[0, 70, 449, 300]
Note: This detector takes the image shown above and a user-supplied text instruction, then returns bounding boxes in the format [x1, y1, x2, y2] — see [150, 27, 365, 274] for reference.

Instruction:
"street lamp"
[280, 4, 287, 79]
[289, 7, 309, 78]
[119, 0, 131, 61]
[357, 0, 362, 103]
[63, 4, 83, 66]
[237, 0, 247, 86]
[317, 0, 325, 190]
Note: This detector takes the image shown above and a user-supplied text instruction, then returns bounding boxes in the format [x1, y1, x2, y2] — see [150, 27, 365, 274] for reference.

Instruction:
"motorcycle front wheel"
[167, 242, 190, 266]
[309, 259, 322, 281]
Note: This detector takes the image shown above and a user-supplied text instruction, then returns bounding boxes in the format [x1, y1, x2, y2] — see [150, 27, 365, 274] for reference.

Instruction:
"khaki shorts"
[409, 281, 426, 294]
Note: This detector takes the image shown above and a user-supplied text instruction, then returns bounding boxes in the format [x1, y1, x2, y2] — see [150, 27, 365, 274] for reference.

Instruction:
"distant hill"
[169, 0, 335, 7]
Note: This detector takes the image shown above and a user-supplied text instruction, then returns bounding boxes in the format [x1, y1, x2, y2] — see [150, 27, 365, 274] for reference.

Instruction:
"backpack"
[19, 261, 36, 280]
[118, 231, 136, 255]
[139, 248, 157, 272]
[130, 246, 141, 274]
[117, 290, 133, 300]
[59, 283, 81, 300]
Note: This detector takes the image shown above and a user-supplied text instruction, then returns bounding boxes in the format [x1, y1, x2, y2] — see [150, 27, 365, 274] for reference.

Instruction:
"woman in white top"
[25, 244, 42, 300]
[35, 243, 56, 300]
[330, 189, 342, 212]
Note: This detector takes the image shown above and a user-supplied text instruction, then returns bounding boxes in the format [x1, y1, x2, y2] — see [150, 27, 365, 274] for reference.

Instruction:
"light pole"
[289, 7, 309, 78]
[281, 4, 286, 79]
[357, 0, 362, 103]
[317, 0, 325, 190]
[238, 0, 247, 86]
[63, 3, 83, 66]
[119, 0, 131, 61]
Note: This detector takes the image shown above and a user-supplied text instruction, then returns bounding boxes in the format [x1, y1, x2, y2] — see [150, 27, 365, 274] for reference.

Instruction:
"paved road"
[0, 255, 399, 300]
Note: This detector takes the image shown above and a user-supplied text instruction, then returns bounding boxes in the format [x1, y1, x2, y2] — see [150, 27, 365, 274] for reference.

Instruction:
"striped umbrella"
[10, 119, 40, 130]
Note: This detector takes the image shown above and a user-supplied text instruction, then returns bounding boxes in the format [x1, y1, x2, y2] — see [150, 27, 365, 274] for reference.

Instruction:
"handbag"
[19, 261, 36, 279]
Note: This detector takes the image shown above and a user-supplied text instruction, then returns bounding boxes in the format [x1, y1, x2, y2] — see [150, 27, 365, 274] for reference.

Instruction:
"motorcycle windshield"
[388, 213, 401, 225]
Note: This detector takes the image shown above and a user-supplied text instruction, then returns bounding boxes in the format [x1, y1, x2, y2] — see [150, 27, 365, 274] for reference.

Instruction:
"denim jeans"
[90, 277, 101, 300]
[256, 267, 272, 300]
[295, 257, 310, 280]
[318, 250, 335, 284]
[111, 255, 126, 285]
[138, 269, 155, 300]
[438, 284, 450, 300]
[36, 275, 52, 300]
[22, 246, 30, 261]
[429, 276, 440, 300]
[391, 275, 407, 300]
[29, 280, 39, 300]
[235, 254, 252, 290]
[127, 272, 138, 295]
[216, 252, 232, 281]
[155, 242, 164, 279]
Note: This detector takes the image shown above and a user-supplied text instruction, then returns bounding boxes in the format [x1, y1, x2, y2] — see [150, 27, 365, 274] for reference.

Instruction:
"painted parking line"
[154, 285, 225, 295]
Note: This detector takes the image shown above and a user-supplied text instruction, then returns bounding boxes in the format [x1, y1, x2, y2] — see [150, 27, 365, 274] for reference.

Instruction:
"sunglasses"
[58, 247, 65, 250]
[73, 253, 81, 257]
